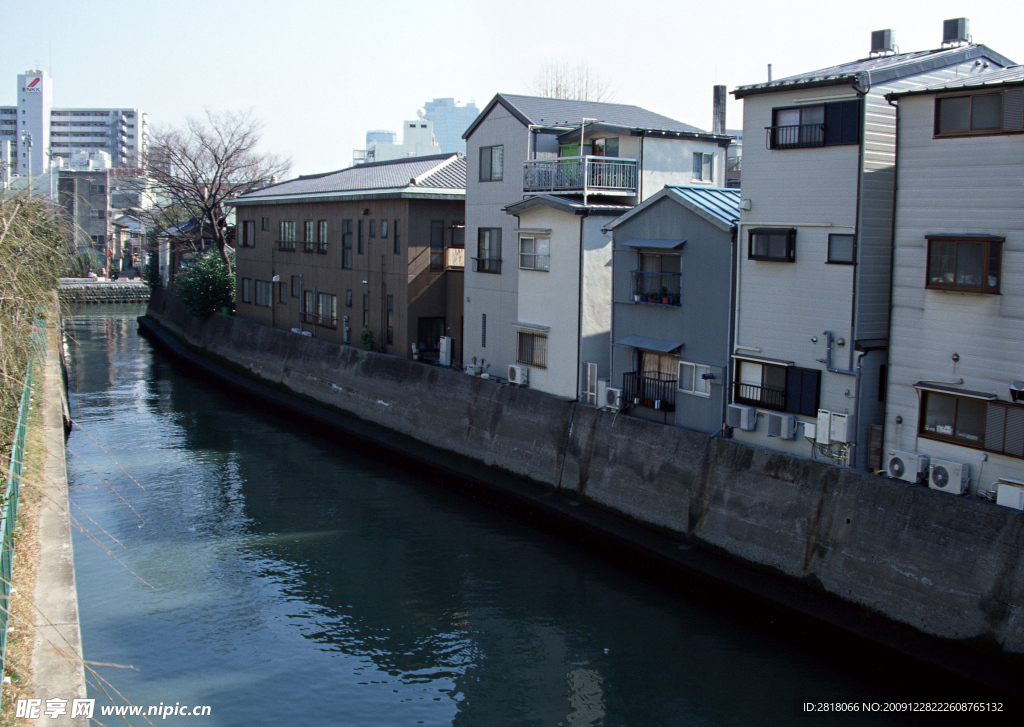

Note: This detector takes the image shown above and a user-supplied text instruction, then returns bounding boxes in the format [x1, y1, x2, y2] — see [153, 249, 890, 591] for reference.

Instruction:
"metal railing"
[0, 319, 46, 700]
[446, 247, 465, 269]
[765, 123, 825, 149]
[734, 382, 786, 410]
[630, 271, 681, 306]
[473, 257, 502, 274]
[623, 372, 676, 411]
[523, 156, 638, 195]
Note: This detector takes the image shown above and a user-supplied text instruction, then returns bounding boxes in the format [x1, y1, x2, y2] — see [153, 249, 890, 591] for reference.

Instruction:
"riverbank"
[142, 286, 1024, 699]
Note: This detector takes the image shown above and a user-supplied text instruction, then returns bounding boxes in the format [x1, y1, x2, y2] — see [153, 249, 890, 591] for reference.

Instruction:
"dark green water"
[64, 307, 944, 726]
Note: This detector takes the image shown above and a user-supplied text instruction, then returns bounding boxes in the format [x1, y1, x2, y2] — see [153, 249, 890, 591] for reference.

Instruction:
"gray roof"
[887, 64, 1024, 98]
[504, 194, 634, 216]
[734, 45, 1015, 98]
[465, 93, 723, 140]
[232, 154, 465, 204]
[605, 185, 740, 233]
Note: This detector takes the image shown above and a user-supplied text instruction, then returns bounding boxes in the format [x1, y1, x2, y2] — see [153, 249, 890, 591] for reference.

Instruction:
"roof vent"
[870, 29, 896, 55]
[942, 17, 970, 46]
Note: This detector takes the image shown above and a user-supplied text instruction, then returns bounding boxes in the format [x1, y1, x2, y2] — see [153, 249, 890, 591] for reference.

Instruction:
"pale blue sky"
[5, 0, 1023, 176]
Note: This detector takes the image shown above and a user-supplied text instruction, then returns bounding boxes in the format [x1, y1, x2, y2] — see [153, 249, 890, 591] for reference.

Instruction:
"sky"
[4, 0, 1024, 177]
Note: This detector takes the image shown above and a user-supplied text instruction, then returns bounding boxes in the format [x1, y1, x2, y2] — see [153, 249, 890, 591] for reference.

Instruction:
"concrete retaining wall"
[146, 286, 1024, 664]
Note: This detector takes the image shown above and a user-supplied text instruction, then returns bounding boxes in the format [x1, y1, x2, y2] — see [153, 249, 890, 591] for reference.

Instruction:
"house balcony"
[523, 156, 638, 196]
[766, 123, 825, 149]
[734, 382, 786, 411]
[630, 270, 681, 306]
[623, 372, 676, 412]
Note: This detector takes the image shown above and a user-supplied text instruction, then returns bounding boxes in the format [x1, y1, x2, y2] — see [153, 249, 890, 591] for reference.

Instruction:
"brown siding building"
[230, 153, 466, 363]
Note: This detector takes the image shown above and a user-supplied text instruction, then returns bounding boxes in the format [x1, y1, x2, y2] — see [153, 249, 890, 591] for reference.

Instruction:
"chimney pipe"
[768, 64, 772, 82]
[712, 85, 727, 136]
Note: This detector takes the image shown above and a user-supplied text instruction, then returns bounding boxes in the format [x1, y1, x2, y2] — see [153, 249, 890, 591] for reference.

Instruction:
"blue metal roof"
[664, 186, 741, 228]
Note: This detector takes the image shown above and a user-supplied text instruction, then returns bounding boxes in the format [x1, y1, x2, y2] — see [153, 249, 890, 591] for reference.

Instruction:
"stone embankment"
[142, 286, 1024, 697]
[58, 279, 150, 305]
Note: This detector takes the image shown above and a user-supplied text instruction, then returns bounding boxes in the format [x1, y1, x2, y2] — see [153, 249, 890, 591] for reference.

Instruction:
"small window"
[476, 228, 502, 273]
[430, 220, 444, 269]
[357, 220, 364, 254]
[279, 220, 296, 250]
[241, 277, 252, 304]
[451, 222, 465, 248]
[345, 289, 353, 307]
[734, 360, 820, 415]
[919, 391, 986, 446]
[692, 152, 714, 182]
[381, 220, 388, 238]
[342, 220, 353, 269]
[278, 282, 287, 304]
[241, 220, 255, 248]
[935, 91, 1024, 136]
[519, 236, 550, 271]
[290, 275, 301, 298]
[362, 293, 369, 327]
[261, 217, 269, 231]
[926, 236, 1002, 294]
[827, 234, 856, 264]
[393, 219, 401, 255]
[317, 293, 337, 327]
[303, 291, 315, 323]
[386, 295, 394, 344]
[748, 228, 796, 262]
[479, 145, 503, 182]
[678, 361, 712, 397]
[255, 280, 272, 307]
[517, 331, 547, 368]
[369, 219, 376, 238]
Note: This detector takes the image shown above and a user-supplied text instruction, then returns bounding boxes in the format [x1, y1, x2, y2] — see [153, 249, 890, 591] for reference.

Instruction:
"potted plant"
[661, 286, 670, 305]
[633, 289, 641, 303]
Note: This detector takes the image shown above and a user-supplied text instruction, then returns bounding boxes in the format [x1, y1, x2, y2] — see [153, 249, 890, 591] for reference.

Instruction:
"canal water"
[64, 307, 950, 726]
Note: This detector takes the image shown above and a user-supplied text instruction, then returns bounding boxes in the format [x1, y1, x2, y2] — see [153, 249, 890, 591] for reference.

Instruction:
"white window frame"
[678, 361, 712, 397]
[519, 236, 550, 271]
[692, 152, 714, 182]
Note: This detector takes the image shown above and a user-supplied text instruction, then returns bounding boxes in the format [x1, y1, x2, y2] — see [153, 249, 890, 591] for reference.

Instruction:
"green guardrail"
[0, 318, 47, 702]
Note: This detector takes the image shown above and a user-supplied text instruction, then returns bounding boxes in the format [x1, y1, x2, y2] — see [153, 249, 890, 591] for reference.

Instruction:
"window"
[317, 220, 328, 253]
[304, 290, 315, 323]
[592, 137, 619, 157]
[481, 313, 486, 347]
[936, 89, 1024, 136]
[386, 295, 394, 344]
[519, 236, 550, 271]
[451, 222, 465, 248]
[317, 292, 337, 327]
[430, 220, 444, 269]
[290, 275, 301, 298]
[476, 228, 501, 273]
[769, 100, 862, 149]
[381, 219, 388, 238]
[304, 220, 315, 251]
[89, 209, 106, 219]
[278, 282, 287, 304]
[255, 280, 272, 307]
[583, 362, 598, 405]
[241, 277, 252, 304]
[926, 236, 1002, 294]
[517, 331, 547, 368]
[692, 152, 714, 181]
[89, 184, 105, 195]
[748, 228, 796, 262]
[362, 293, 369, 327]
[919, 391, 987, 446]
[261, 216, 269, 231]
[241, 220, 255, 247]
[393, 219, 401, 255]
[982, 400, 1024, 458]
[678, 361, 712, 397]
[631, 253, 681, 304]
[345, 289, 352, 307]
[734, 360, 820, 415]
[479, 145, 503, 181]
[342, 220, 353, 269]
[828, 234, 856, 264]
[279, 220, 296, 250]
[357, 220, 364, 254]
[369, 219, 376, 238]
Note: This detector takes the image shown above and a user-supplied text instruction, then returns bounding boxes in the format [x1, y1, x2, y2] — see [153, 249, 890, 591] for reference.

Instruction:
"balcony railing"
[473, 257, 501, 274]
[623, 372, 676, 411]
[766, 123, 825, 149]
[446, 247, 464, 269]
[523, 156, 638, 195]
[630, 271, 681, 306]
[734, 382, 786, 411]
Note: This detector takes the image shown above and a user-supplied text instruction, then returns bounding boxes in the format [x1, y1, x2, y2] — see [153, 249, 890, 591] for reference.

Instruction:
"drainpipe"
[724, 223, 738, 435]
[576, 210, 586, 401]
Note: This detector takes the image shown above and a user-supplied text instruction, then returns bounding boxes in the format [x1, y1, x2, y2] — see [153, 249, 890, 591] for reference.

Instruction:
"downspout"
[638, 133, 645, 202]
[883, 93, 902, 462]
[725, 223, 738, 435]
[576, 211, 586, 401]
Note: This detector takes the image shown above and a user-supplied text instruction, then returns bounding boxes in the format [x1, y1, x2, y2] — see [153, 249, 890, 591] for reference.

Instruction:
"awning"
[614, 335, 684, 353]
[731, 353, 794, 366]
[516, 228, 552, 236]
[913, 382, 997, 400]
[621, 238, 685, 250]
[513, 321, 551, 333]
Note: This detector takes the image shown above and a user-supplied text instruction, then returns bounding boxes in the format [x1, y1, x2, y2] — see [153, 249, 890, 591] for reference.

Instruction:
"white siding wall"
[885, 92, 1024, 492]
[641, 136, 726, 199]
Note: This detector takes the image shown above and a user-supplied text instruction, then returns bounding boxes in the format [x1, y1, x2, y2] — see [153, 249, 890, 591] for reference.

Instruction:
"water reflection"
[66, 307, 929, 726]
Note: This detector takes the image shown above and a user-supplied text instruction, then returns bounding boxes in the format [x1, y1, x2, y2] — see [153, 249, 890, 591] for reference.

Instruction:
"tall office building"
[1, 70, 147, 177]
[423, 98, 478, 155]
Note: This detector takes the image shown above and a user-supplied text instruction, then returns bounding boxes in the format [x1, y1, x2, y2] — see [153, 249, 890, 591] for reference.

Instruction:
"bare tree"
[528, 60, 614, 102]
[141, 109, 290, 271]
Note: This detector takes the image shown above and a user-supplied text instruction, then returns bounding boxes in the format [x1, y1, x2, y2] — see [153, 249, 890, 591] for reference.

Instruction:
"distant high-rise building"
[1, 70, 147, 177]
[354, 110, 441, 165]
[423, 98, 479, 155]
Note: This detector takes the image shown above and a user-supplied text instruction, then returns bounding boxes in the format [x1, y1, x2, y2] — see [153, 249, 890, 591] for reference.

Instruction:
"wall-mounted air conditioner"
[605, 386, 623, 411]
[886, 449, 929, 483]
[767, 412, 797, 439]
[508, 365, 529, 387]
[928, 458, 969, 494]
[727, 403, 757, 431]
[997, 479, 1024, 510]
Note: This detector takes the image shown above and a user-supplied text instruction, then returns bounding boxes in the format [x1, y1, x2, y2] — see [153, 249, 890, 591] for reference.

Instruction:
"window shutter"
[824, 100, 861, 146]
[786, 368, 821, 416]
[841, 100, 861, 144]
[824, 102, 843, 146]
[1003, 90, 1024, 131]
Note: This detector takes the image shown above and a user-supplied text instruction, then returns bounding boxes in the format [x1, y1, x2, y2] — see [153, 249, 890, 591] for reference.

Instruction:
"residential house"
[463, 93, 731, 391]
[881, 65, 1024, 499]
[604, 186, 740, 433]
[729, 26, 1012, 470]
[58, 168, 110, 257]
[230, 153, 466, 363]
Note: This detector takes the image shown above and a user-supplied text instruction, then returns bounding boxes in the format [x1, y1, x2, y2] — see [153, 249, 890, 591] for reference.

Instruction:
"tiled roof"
[734, 45, 1014, 97]
[665, 186, 741, 228]
[888, 64, 1024, 97]
[235, 154, 465, 202]
[465, 93, 719, 139]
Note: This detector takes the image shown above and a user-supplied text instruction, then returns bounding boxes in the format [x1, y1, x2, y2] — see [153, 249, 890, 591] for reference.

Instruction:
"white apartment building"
[1, 70, 147, 177]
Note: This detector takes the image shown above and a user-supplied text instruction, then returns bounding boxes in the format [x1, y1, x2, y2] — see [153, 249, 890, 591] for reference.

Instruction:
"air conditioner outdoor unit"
[439, 336, 452, 367]
[726, 403, 757, 431]
[928, 458, 969, 494]
[597, 379, 609, 409]
[605, 386, 623, 411]
[767, 412, 797, 440]
[886, 449, 929, 483]
[508, 365, 529, 387]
